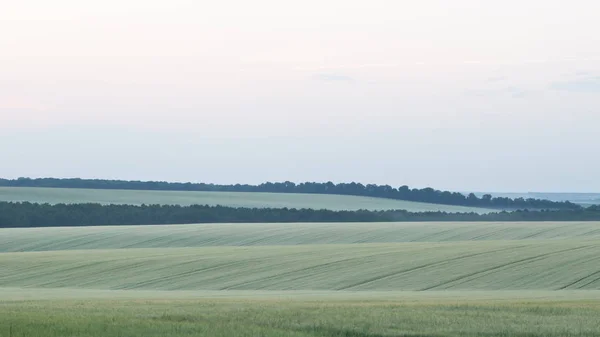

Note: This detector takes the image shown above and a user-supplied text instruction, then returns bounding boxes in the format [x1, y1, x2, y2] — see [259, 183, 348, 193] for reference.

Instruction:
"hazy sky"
[1, 0, 599, 192]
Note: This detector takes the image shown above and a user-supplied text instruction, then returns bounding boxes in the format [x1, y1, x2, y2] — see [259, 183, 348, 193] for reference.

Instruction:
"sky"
[1, 0, 599, 192]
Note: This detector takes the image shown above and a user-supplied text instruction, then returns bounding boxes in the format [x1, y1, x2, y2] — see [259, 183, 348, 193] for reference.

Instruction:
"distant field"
[475, 192, 600, 206]
[0, 186, 493, 213]
[2, 222, 600, 252]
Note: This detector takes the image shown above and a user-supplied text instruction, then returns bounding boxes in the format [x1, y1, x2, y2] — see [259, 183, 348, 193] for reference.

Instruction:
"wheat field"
[2, 241, 600, 291]
[3, 295, 600, 337]
[2, 221, 599, 252]
[3, 221, 600, 336]
[0, 186, 493, 212]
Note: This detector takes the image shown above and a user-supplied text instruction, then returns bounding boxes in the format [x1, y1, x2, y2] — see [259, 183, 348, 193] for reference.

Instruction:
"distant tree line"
[1, 202, 599, 228]
[0, 177, 581, 210]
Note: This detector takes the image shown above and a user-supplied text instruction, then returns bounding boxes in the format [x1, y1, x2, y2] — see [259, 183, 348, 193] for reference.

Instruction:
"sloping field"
[2, 241, 600, 291]
[3, 222, 600, 337]
[2, 222, 599, 252]
[0, 186, 492, 213]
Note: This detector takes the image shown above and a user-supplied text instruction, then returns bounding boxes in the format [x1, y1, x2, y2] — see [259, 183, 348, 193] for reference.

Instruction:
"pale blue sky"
[1, 0, 599, 192]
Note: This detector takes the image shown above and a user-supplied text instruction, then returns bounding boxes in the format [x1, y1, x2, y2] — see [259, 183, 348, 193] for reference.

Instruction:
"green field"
[2, 221, 600, 336]
[2, 222, 599, 252]
[3, 295, 600, 337]
[0, 186, 493, 213]
[2, 241, 600, 291]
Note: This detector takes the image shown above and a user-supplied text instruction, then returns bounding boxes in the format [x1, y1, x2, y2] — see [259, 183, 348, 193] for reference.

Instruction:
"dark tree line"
[1, 202, 600, 228]
[0, 177, 581, 210]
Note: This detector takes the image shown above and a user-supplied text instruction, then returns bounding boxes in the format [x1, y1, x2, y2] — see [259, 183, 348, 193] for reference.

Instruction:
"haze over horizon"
[2, 0, 599, 192]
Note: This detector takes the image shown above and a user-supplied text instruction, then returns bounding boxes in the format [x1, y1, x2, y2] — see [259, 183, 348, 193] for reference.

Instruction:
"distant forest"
[2, 202, 600, 228]
[0, 177, 581, 210]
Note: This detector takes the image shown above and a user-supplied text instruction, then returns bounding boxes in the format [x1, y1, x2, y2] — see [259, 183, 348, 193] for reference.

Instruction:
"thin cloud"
[465, 86, 529, 99]
[295, 58, 600, 72]
[504, 86, 528, 98]
[550, 77, 600, 92]
[486, 76, 506, 82]
[574, 70, 595, 76]
[313, 73, 355, 82]
[295, 63, 399, 71]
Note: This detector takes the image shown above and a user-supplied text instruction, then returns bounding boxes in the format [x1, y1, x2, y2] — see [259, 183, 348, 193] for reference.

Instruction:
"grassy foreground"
[2, 296, 600, 337]
[0, 186, 492, 213]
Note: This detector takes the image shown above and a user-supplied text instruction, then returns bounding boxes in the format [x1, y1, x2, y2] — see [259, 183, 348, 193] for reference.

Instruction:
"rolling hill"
[2, 240, 599, 291]
[2, 222, 600, 292]
[2, 221, 600, 252]
[3, 220, 600, 337]
[0, 186, 493, 213]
